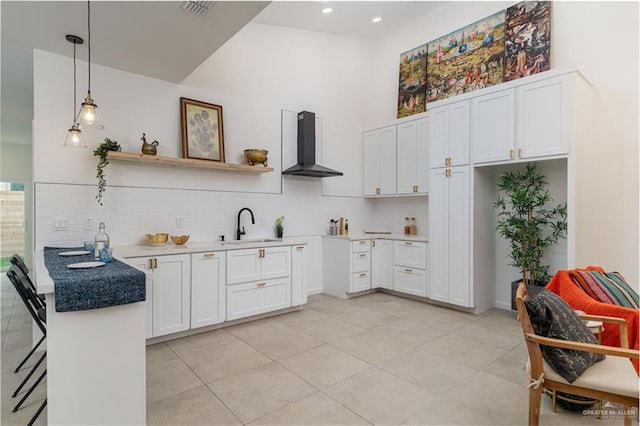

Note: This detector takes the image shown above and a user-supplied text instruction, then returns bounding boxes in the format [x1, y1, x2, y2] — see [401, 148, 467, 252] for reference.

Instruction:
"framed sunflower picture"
[180, 97, 225, 162]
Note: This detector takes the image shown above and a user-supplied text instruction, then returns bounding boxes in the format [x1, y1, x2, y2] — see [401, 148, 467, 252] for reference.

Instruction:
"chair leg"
[14, 335, 45, 373]
[27, 398, 47, 426]
[528, 384, 543, 426]
[12, 351, 46, 397]
[13, 369, 46, 413]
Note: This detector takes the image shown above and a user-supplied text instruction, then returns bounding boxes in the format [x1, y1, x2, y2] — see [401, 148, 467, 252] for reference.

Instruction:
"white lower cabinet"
[371, 239, 392, 289]
[226, 278, 291, 321]
[191, 251, 226, 329]
[322, 238, 372, 298]
[129, 254, 191, 338]
[226, 246, 292, 321]
[392, 241, 427, 297]
[291, 245, 307, 306]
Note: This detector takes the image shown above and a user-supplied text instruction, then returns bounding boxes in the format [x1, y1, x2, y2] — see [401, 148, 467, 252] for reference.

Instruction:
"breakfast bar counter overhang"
[35, 249, 146, 425]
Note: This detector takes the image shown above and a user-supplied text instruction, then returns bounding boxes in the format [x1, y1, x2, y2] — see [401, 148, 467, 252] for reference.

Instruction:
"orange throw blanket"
[545, 267, 639, 374]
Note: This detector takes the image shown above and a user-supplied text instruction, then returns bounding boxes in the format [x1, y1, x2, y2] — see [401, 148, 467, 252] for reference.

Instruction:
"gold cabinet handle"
[153, 258, 158, 269]
[359, 253, 366, 257]
[405, 242, 413, 245]
[257, 282, 266, 287]
[358, 241, 366, 245]
[405, 268, 412, 273]
[147, 258, 153, 269]
[509, 149, 514, 159]
[359, 273, 367, 277]
[372, 240, 376, 248]
[518, 148, 523, 158]
[203, 253, 215, 258]
[295, 246, 304, 250]
[376, 187, 381, 195]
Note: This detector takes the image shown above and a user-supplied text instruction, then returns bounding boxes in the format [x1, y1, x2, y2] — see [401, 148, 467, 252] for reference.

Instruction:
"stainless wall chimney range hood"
[282, 111, 343, 178]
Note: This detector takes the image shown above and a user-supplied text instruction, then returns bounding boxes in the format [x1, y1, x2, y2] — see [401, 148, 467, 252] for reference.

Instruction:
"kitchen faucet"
[236, 207, 255, 240]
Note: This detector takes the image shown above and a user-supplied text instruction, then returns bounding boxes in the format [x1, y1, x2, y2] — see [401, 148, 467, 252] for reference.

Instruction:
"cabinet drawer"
[352, 240, 370, 253]
[226, 278, 291, 321]
[393, 266, 426, 297]
[393, 241, 427, 269]
[351, 251, 370, 272]
[350, 271, 371, 293]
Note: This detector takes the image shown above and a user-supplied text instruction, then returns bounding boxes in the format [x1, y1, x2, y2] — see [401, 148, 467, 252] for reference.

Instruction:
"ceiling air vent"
[178, 1, 216, 17]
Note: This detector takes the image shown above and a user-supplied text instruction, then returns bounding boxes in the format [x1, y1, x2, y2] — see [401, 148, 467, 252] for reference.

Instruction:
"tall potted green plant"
[493, 163, 567, 307]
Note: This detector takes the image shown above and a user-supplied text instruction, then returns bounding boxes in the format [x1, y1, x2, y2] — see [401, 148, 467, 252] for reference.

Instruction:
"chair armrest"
[577, 314, 629, 348]
[525, 333, 640, 359]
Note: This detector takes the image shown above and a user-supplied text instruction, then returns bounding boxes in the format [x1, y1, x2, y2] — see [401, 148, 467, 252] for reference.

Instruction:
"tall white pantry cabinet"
[363, 67, 592, 312]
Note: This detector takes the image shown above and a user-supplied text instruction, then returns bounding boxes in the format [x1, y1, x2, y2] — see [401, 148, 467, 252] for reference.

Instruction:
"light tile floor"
[1, 274, 638, 425]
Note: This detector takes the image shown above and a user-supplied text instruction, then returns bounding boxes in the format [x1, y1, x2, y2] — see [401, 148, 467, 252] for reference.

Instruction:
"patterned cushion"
[570, 269, 639, 309]
[524, 289, 605, 383]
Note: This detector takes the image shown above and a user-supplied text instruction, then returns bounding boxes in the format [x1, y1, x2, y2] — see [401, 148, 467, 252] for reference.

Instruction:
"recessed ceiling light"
[322, 7, 333, 14]
[372, 17, 382, 23]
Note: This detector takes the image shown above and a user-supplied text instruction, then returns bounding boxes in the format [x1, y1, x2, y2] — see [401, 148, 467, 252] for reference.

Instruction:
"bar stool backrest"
[7, 266, 46, 336]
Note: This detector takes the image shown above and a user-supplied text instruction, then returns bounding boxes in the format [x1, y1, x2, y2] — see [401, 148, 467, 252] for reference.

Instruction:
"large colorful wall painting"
[395, 1, 551, 111]
[426, 11, 505, 103]
[504, 1, 551, 81]
[397, 44, 428, 119]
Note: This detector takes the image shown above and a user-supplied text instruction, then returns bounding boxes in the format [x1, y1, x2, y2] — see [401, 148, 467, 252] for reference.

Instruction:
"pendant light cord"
[87, 0, 91, 96]
[73, 42, 77, 120]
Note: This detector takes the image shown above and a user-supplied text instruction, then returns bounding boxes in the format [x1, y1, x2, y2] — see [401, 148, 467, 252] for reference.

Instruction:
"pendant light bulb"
[65, 123, 85, 147]
[80, 95, 99, 126]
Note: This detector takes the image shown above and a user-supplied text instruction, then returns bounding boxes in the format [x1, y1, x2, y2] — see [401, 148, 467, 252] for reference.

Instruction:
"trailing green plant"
[93, 138, 121, 205]
[493, 163, 567, 285]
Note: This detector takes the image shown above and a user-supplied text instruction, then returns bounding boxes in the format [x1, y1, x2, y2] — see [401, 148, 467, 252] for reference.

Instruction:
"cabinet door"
[261, 246, 291, 280]
[350, 271, 371, 293]
[396, 121, 417, 194]
[227, 278, 291, 321]
[227, 249, 260, 284]
[415, 117, 430, 193]
[393, 241, 427, 269]
[393, 266, 426, 297]
[291, 245, 307, 307]
[371, 239, 392, 290]
[448, 101, 470, 166]
[448, 167, 471, 307]
[472, 89, 515, 164]
[429, 169, 449, 303]
[430, 107, 449, 168]
[363, 130, 380, 196]
[129, 257, 154, 339]
[517, 75, 569, 158]
[191, 252, 226, 328]
[153, 254, 190, 337]
[378, 126, 397, 195]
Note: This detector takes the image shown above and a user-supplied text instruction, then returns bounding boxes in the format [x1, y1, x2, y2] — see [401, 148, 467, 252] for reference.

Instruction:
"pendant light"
[64, 34, 86, 148]
[78, 0, 100, 126]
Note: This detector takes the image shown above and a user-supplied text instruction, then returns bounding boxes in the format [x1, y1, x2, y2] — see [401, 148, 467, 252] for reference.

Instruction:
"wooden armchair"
[515, 283, 639, 425]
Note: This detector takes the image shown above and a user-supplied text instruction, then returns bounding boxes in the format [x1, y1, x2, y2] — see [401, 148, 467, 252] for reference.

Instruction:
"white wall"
[369, 1, 639, 288]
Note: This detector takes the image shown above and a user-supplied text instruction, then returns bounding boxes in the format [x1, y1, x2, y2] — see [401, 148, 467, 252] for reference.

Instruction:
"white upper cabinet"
[363, 126, 396, 196]
[471, 89, 515, 164]
[516, 74, 570, 159]
[397, 117, 430, 194]
[430, 101, 470, 168]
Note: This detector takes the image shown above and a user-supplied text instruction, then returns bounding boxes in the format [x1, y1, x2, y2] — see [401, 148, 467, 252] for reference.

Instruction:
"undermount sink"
[222, 238, 281, 245]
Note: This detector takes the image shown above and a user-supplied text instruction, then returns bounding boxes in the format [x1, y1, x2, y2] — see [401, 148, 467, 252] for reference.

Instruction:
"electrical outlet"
[176, 217, 184, 228]
[52, 217, 68, 231]
[84, 218, 93, 230]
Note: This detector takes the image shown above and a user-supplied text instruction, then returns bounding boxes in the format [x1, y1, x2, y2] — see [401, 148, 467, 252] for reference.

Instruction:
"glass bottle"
[404, 217, 411, 235]
[410, 217, 417, 235]
[94, 222, 110, 259]
[344, 219, 349, 236]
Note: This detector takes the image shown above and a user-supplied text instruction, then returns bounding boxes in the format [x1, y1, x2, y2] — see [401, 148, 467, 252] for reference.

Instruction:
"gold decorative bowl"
[244, 149, 269, 167]
[170, 235, 190, 245]
[145, 233, 169, 245]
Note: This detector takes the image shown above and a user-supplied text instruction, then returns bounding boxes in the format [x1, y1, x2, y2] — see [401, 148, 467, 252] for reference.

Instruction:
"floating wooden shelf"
[107, 151, 273, 174]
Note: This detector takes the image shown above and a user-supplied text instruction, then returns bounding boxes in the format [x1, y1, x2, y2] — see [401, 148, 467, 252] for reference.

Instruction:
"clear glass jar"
[410, 217, 417, 235]
[404, 217, 411, 235]
[94, 222, 110, 259]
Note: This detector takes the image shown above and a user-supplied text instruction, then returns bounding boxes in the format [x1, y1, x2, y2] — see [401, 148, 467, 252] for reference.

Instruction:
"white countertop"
[322, 233, 428, 242]
[113, 237, 309, 259]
